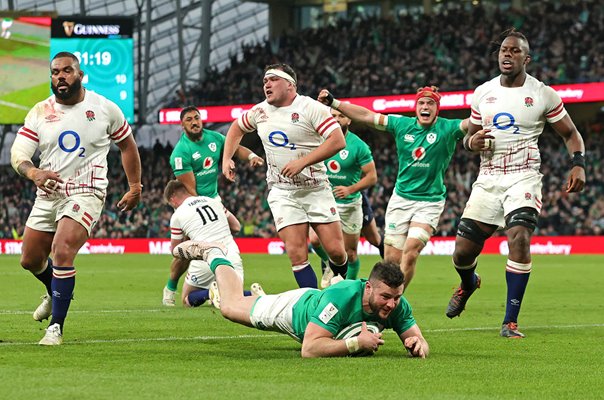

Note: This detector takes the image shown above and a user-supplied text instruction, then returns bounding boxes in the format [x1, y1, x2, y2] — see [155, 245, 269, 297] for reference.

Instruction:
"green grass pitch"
[1, 254, 602, 399]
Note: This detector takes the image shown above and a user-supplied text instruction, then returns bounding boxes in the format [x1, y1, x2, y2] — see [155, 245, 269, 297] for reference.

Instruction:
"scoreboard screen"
[51, 16, 134, 123]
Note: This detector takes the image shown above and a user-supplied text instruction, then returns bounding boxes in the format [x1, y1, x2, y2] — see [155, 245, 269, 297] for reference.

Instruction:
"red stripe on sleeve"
[18, 130, 39, 142]
[545, 102, 564, 118]
[110, 120, 128, 138]
[112, 125, 131, 141]
[318, 120, 338, 136]
[241, 112, 252, 131]
[317, 117, 335, 132]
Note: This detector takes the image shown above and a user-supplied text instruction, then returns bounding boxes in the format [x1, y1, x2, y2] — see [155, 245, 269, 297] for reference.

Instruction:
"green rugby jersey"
[169, 129, 225, 198]
[324, 132, 374, 204]
[291, 279, 416, 341]
[386, 116, 464, 202]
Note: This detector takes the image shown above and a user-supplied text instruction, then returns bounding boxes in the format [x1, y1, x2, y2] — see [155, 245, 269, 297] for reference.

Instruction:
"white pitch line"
[0, 308, 166, 315]
[0, 99, 30, 111]
[0, 333, 283, 346]
[0, 323, 601, 347]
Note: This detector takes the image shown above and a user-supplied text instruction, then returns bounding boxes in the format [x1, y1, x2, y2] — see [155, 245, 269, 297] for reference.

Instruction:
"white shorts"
[337, 197, 363, 235]
[267, 185, 340, 231]
[184, 241, 244, 289]
[462, 171, 543, 228]
[384, 192, 445, 235]
[25, 194, 104, 236]
[250, 288, 315, 342]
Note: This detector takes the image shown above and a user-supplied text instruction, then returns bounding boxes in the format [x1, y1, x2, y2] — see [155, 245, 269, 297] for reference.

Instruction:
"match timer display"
[51, 16, 134, 123]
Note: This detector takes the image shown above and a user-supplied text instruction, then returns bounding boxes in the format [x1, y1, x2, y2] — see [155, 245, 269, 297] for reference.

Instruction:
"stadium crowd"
[164, 1, 603, 108]
[2, 2, 602, 240]
[1, 119, 601, 239]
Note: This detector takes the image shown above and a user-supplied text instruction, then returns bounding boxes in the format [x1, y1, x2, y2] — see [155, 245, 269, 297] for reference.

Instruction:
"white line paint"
[0, 100, 30, 111]
[0, 322, 601, 347]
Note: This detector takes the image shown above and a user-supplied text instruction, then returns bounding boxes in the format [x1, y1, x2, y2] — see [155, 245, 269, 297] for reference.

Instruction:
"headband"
[264, 69, 296, 85]
[415, 86, 441, 106]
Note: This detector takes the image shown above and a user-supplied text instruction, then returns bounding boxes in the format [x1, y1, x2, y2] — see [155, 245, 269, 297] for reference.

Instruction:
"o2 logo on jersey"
[493, 112, 520, 134]
[412, 147, 426, 161]
[58, 130, 85, 157]
[203, 157, 213, 169]
[268, 131, 296, 150]
[327, 160, 341, 173]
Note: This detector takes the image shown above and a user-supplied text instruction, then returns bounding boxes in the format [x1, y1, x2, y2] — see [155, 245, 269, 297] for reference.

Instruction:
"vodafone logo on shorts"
[327, 160, 341, 173]
[203, 157, 213, 169]
[412, 147, 426, 161]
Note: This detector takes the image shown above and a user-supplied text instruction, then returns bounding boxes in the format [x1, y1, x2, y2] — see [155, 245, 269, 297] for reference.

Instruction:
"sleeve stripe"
[18, 129, 39, 142]
[317, 117, 336, 132]
[318, 120, 338, 136]
[110, 120, 128, 138]
[111, 124, 131, 141]
[545, 102, 565, 118]
[21, 127, 38, 137]
[241, 112, 252, 131]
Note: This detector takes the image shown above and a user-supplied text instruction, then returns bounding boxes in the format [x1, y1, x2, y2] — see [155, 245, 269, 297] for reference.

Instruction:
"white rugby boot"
[39, 323, 63, 346]
[33, 293, 52, 321]
[162, 287, 176, 306]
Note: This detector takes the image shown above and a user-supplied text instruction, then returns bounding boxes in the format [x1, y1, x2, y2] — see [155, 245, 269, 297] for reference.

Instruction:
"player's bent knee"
[456, 218, 490, 246]
[505, 207, 539, 232]
[407, 227, 431, 246]
[384, 234, 406, 250]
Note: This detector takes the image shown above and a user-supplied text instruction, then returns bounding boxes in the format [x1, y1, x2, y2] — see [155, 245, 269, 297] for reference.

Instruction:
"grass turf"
[1, 254, 602, 399]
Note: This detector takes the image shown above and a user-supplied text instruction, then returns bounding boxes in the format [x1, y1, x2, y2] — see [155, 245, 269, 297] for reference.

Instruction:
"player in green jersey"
[309, 109, 377, 286]
[174, 240, 429, 358]
[162, 106, 264, 306]
[318, 87, 468, 290]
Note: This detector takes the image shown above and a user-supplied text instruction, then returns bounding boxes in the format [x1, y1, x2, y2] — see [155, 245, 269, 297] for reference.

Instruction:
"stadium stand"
[168, 2, 603, 107]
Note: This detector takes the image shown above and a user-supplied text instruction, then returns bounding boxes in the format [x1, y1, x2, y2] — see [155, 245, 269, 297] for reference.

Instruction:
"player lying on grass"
[165, 179, 263, 307]
[174, 241, 429, 358]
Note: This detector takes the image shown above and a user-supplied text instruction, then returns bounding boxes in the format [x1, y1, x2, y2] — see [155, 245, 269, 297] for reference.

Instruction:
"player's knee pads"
[407, 227, 431, 246]
[456, 218, 490, 246]
[384, 234, 406, 250]
[505, 207, 539, 232]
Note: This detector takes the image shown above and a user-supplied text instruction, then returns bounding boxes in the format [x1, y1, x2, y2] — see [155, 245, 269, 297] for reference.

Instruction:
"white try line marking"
[0, 321, 601, 347]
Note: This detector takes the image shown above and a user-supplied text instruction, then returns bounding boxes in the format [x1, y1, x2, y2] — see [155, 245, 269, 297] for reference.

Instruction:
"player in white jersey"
[164, 180, 260, 307]
[445, 30, 586, 338]
[222, 63, 348, 288]
[10, 52, 142, 345]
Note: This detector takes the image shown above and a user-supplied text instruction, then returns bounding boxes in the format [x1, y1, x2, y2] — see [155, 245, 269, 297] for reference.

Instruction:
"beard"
[51, 78, 82, 101]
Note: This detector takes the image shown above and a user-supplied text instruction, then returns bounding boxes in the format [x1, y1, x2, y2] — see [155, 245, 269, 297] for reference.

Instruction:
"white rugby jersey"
[170, 196, 234, 246]
[238, 94, 339, 189]
[13, 90, 131, 199]
[470, 74, 567, 175]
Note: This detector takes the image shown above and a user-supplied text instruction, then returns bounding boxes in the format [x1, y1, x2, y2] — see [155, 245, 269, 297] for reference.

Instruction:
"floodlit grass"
[1, 254, 602, 399]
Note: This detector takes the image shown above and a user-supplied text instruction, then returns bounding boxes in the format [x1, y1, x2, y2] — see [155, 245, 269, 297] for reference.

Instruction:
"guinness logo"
[63, 21, 75, 37]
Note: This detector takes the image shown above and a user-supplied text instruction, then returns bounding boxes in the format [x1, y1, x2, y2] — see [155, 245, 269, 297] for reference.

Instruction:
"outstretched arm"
[318, 89, 387, 129]
[399, 324, 429, 358]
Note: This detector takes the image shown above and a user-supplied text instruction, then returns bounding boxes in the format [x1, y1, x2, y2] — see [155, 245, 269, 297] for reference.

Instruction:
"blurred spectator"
[164, 2, 603, 108]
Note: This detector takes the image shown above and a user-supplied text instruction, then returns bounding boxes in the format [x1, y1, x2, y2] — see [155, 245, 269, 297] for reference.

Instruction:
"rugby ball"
[335, 321, 383, 357]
